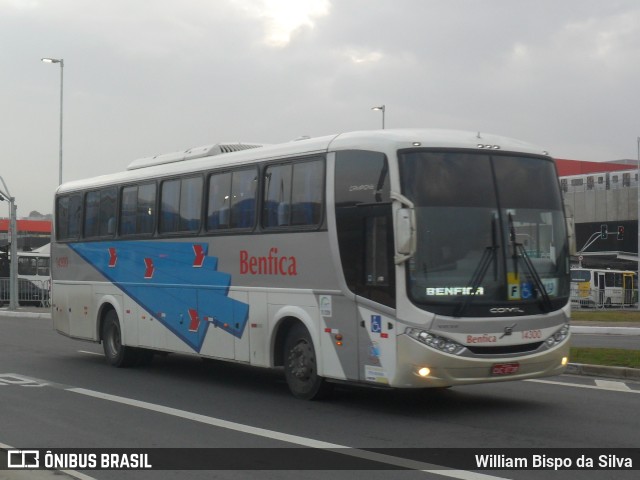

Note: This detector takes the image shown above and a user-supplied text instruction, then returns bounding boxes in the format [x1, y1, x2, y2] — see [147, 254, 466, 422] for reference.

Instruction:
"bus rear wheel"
[102, 310, 139, 368]
[283, 323, 333, 400]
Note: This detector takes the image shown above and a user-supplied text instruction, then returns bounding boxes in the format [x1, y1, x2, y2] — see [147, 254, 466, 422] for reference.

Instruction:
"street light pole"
[41, 57, 64, 185]
[637, 136, 639, 310]
[0, 176, 18, 311]
[371, 105, 385, 129]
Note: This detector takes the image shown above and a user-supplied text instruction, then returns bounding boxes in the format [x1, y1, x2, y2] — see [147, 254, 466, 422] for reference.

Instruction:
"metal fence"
[0, 278, 50, 308]
[570, 287, 638, 309]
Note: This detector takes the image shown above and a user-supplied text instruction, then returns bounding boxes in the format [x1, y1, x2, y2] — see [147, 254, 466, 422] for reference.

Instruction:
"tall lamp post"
[41, 57, 64, 185]
[371, 105, 385, 129]
[637, 137, 639, 310]
[0, 177, 18, 311]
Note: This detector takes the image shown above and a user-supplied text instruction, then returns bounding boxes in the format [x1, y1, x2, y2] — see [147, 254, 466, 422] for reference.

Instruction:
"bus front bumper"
[392, 334, 571, 389]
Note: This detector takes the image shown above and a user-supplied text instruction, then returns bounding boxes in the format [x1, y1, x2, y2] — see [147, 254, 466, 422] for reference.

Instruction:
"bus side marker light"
[334, 333, 343, 346]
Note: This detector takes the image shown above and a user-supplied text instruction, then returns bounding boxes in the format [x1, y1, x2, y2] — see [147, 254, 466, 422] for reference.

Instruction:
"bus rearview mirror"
[395, 207, 416, 264]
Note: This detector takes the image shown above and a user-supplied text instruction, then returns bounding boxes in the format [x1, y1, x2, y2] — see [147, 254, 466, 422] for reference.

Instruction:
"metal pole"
[371, 105, 385, 129]
[42, 58, 64, 185]
[0, 176, 17, 311]
[9, 200, 17, 311]
[58, 59, 64, 186]
[637, 137, 639, 309]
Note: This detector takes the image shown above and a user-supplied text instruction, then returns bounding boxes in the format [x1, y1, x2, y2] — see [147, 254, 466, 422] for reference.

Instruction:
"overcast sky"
[2, 0, 640, 216]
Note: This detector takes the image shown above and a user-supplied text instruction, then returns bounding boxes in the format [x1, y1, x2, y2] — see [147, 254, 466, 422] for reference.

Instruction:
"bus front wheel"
[283, 323, 333, 400]
[102, 310, 138, 368]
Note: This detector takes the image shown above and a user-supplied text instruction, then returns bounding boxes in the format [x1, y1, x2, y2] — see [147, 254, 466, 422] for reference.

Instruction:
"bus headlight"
[405, 328, 465, 355]
[546, 324, 570, 347]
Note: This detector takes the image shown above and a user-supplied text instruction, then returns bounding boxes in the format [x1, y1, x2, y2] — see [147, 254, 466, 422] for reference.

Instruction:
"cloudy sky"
[1, 0, 640, 216]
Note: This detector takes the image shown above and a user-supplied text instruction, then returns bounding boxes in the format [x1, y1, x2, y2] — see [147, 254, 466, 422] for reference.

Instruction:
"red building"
[0, 219, 51, 250]
[555, 158, 633, 176]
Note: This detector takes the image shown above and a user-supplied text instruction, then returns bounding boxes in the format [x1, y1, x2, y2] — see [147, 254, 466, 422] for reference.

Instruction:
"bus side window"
[18, 257, 37, 276]
[291, 160, 323, 226]
[160, 176, 203, 234]
[37, 257, 50, 276]
[231, 168, 257, 228]
[207, 168, 257, 231]
[262, 159, 323, 229]
[263, 164, 292, 228]
[207, 172, 232, 229]
[120, 183, 156, 236]
[56, 194, 82, 241]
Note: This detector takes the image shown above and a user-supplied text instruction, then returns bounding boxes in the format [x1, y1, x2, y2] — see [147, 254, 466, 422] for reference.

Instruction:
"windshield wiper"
[508, 213, 552, 312]
[454, 215, 499, 317]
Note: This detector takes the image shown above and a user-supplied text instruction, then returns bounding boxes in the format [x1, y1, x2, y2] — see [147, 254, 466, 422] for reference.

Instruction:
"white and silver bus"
[570, 267, 636, 308]
[0, 244, 51, 307]
[52, 129, 571, 399]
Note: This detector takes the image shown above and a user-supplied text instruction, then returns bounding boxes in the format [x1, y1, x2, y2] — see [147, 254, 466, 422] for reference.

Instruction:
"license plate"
[491, 362, 520, 376]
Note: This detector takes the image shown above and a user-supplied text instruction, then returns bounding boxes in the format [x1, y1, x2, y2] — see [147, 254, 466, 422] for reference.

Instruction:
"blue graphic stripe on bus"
[68, 241, 249, 352]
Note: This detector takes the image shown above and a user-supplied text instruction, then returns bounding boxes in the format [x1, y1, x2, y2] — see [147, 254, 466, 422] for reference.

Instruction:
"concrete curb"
[572, 325, 640, 335]
[566, 362, 640, 381]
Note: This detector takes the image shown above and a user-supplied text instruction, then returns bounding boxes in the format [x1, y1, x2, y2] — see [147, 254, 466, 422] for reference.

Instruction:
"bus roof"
[56, 129, 550, 194]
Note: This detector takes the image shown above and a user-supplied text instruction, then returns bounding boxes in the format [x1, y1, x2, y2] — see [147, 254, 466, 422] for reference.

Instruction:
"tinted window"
[399, 151, 569, 316]
[207, 168, 257, 230]
[334, 150, 390, 206]
[18, 257, 37, 276]
[263, 164, 292, 227]
[56, 194, 82, 241]
[120, 183, 156, 236]
[160, 176, 203, 234]
[570, 270, 591, 282]
[291, 161, 323, 226]
[84, 191, 100, 238]
[84, 188, 117, 238]
[263, 159, 323, 228]
[37, 257, 50, 276]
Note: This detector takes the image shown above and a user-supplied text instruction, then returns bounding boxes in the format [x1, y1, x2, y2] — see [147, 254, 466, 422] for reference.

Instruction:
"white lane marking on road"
[78, 350, 103, 356]
[594, 379, 632, 391]
[68, 387, 511, 479]
[0, 441, 97, 480]
[526, 379, 639, 393]
[0, 373, 48, 387]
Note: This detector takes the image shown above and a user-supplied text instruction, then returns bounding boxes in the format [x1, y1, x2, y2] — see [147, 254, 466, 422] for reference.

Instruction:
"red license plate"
[491, 362, 520, 376]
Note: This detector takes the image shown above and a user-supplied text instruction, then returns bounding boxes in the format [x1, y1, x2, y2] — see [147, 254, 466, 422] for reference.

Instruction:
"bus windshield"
[399, 150, 570, 316]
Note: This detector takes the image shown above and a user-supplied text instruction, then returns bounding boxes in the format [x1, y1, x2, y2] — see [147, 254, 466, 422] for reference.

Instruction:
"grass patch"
[571, 310, 640, 323]
[570, 347, 640, 369]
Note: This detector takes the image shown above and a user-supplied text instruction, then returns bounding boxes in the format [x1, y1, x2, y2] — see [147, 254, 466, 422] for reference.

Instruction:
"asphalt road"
[0, 314, 638, 480]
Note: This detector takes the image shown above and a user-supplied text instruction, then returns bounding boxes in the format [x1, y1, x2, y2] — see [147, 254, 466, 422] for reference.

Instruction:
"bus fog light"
[417, 367, 430, 377]
[561, 356, 568, 366]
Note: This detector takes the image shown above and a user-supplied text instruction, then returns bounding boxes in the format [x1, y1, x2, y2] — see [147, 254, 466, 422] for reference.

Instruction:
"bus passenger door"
[355, 206, 397, 385]
[597, 273, 606, 306]
[333, 149, 395, 384]
[623, 273, 634, 305]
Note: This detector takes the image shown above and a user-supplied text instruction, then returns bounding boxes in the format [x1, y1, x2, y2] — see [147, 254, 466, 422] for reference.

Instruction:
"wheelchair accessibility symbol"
[371, 315, 382, 333]
[521, 282, 534, 300]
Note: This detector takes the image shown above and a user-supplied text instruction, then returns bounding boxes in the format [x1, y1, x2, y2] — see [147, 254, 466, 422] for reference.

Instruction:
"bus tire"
[102, 310, 138, 368]
[283, 323, 333, 400]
